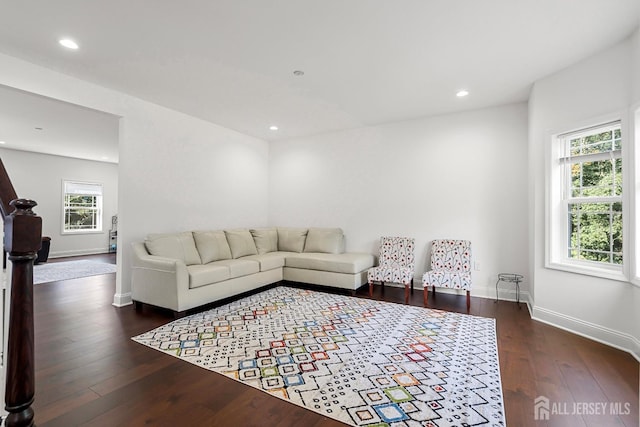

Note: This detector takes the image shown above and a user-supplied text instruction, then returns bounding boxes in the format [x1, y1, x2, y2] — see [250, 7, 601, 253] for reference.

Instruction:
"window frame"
[631, 104, 640, 287]
[546, 113, 630, 282]
[61, 180, 104, 235]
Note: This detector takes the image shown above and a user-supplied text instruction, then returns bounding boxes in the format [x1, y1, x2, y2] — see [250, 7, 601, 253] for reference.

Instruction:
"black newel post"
[4, 199, 41, 427]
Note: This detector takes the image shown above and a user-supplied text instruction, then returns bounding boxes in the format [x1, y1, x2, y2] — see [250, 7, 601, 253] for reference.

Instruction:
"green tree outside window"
[566, 126, 622, 265]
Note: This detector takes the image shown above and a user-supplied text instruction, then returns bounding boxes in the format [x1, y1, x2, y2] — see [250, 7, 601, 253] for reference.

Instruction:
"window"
[62, 181, 103, 233]
[548, 120, 625, 279]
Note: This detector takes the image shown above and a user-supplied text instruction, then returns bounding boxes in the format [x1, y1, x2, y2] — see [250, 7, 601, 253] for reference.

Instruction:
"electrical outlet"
[474, 261, 481, 271]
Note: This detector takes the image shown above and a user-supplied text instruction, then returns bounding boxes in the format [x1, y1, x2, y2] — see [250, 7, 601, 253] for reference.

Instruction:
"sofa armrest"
[132, 242, 181, 271]
[131, 242, 189, 311]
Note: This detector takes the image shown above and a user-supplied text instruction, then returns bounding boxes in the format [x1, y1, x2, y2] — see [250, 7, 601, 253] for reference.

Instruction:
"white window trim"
[61, 180, 104, 235]
[545, 112, 630, 283]
[631, 103, 640, 287]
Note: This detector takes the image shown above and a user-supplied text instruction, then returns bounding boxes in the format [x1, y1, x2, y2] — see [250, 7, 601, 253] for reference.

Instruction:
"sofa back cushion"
[225, 229, 259, 258]
[303, 228, 345, 254]
[250, 227, 278, 254]
[193, 230, 233, 263]
[277, 227, 308, 253]
[145, 232, 202, 265]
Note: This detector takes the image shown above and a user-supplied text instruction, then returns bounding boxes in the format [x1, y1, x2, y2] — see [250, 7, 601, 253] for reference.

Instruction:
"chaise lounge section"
[131, 227, 374, 314]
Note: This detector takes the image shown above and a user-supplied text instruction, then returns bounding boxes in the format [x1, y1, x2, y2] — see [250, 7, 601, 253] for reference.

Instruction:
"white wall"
[0, 149, 118, 257]
[270, 103, 529, 301]
[529, 35, 639, 358]
[115, 106, 269, 304]
[0, 52, 270, 306]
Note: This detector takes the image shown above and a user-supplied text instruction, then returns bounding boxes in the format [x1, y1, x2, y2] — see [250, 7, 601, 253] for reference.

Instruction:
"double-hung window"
[62, 181, 103, 233]
[548, 121, 624, 278]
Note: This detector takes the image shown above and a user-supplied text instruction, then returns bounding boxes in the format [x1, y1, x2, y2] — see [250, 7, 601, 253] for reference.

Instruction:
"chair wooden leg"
[423, 285, 428, 307]
[404, 284, 409, 304]
[466, 290, 470, 313]
[368, 281, 373, 297]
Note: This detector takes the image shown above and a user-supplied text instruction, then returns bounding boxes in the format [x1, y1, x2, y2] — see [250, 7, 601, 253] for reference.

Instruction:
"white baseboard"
[385, 281, 532, 309]
[384, 281, 637, 360]
[50, 248, 111, 258]
[532, 305, 640, 362]
[112, 292, 132, 307]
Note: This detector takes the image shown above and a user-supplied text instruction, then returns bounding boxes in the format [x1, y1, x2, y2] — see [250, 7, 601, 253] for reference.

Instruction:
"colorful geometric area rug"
[132, 286, 506, 426]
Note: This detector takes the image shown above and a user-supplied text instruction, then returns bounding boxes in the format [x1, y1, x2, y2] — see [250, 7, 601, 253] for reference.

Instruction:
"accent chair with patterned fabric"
[423, 239, 472, 311]
[368, 236, 416, 304]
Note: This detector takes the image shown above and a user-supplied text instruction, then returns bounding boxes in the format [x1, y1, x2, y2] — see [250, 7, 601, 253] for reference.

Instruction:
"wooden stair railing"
[0, 158, 41, 427]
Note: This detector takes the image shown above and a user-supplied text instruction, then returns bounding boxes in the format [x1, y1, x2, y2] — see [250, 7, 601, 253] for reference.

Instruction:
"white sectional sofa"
[131, 227, 374, 314]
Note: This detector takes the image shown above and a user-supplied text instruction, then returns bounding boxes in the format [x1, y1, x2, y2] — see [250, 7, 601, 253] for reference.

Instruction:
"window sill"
[61, 230, 104, 236]
[546, 260, 628, 283]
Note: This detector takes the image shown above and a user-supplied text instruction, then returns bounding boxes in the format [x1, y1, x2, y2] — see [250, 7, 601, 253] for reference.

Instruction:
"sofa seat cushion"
[242, 252, 292, 272]
[187, 264, 230, 289]
[212, 259, 260, 278]
[285, 253, 374, 274]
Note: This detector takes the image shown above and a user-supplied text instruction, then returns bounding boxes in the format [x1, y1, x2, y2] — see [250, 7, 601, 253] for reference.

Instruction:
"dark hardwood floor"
[29, 255, 638, 426]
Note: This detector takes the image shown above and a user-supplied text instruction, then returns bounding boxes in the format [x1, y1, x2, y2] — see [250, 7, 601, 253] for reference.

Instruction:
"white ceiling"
[0, 85, 119, 163]
[0, 0, 638, 160]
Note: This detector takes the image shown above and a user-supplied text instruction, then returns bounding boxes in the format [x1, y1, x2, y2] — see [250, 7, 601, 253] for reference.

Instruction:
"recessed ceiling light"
[101, 156, 109, 160]
[456, 90, 469, 97]
[293, 70, 304, 77]
[0, 141, 6, 145]
[269, 125, 279, 131]
[59, 39, 79, 50]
